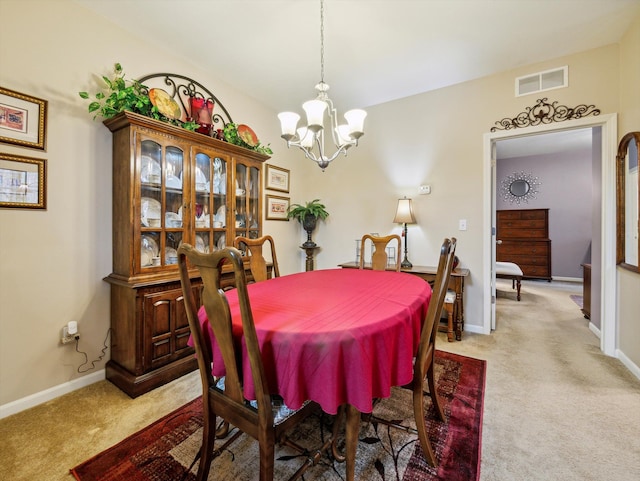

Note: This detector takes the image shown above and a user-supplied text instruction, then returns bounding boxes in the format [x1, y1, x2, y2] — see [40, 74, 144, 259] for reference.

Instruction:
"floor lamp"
[393, 197, 416, 268]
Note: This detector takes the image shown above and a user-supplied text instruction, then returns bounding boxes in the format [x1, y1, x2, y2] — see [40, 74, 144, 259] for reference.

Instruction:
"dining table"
[197, 267, 432, 480]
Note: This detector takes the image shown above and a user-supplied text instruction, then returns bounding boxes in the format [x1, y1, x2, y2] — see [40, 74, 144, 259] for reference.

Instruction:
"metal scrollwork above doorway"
[490, 98, 600, 132]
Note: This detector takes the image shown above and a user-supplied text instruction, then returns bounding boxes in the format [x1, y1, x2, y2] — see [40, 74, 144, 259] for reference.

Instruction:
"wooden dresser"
[496, 208, 551, 281]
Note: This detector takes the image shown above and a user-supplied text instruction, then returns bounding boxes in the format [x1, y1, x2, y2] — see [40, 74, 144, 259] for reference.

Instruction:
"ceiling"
[74, 0, 637, 157]
[74, 0, 639, 112]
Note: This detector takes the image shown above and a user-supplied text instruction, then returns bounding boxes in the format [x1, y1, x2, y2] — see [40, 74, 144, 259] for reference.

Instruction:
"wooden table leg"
[455, 294, 463, 341]
[345, 404, 360, 481]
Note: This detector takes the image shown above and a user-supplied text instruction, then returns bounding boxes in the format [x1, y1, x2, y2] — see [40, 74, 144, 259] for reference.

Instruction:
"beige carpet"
[1, 279, 639, 480]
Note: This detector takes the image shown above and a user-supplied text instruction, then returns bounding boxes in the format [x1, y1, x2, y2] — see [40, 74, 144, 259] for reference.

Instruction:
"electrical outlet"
[61, 326, 79, 345]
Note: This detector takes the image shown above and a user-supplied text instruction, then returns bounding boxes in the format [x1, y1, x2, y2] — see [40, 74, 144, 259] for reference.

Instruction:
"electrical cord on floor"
[74, 328, 113, 373]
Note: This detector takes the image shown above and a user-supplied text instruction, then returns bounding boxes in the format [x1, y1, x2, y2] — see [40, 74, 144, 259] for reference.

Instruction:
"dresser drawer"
[497, 253, 548, 266]
[520, 209, 547, 220]
[497, 241, 550, 256]
[519, 265, 550, 278]
[499, 226, 548, 239]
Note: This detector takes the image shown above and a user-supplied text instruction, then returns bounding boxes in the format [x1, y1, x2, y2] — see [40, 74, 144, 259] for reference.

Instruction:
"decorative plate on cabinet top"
[237, 124, 258, 147]
[149, 88, 181, 120]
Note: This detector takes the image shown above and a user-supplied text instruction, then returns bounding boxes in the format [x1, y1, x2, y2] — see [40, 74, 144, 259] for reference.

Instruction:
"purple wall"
[497, 148, 593, 279]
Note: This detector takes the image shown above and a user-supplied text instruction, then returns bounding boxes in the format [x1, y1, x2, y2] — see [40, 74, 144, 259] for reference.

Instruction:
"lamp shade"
[393, 197, 416, 224]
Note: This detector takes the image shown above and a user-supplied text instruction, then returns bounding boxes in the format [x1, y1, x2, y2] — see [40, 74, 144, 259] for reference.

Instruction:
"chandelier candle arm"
[277, 0, 366, 170]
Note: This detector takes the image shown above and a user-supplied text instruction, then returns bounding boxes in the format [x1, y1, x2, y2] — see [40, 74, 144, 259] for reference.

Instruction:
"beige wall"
[301, 45, 621, 335]
[617, 12, 640, 369]
[0, 0, 302, 408]
[0, 0, 638, 410]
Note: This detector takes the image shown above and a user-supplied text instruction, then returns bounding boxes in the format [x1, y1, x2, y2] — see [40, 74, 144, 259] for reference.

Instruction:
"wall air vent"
[516, 66, 568, 97]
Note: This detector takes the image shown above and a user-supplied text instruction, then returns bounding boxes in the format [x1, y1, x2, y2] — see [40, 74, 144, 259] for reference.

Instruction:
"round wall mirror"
[501, 171, 541, 204]
[509, 179, 530, 197]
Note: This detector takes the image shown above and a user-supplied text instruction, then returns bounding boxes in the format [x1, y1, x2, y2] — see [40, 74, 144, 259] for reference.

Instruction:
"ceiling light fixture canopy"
[278, 0, 366, 171]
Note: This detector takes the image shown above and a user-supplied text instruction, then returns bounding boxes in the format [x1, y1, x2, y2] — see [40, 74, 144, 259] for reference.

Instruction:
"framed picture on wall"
[0, 87, 48, 151]
[265, 164, 290, 193]
[265, 194, 290, 221]
[0, 152, 47, 209]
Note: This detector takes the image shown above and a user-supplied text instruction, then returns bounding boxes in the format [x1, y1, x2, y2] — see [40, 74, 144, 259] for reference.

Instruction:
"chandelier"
[277, 0, 367, 170]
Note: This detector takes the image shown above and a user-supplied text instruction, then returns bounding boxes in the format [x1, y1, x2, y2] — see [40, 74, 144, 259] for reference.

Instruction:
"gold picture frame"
[265, 194, 290, 221]
[0, 87, 48, 151]
[0, 152, 47, 209]
[265, 164, 290, 193]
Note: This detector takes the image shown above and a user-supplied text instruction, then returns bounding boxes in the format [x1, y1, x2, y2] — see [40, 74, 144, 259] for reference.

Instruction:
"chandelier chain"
[320, 0, 325, 83]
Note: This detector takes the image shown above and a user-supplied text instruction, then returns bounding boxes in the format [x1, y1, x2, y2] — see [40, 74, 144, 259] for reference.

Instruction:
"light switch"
[459, 219, 467, 231]
[419, 185, 431, 195]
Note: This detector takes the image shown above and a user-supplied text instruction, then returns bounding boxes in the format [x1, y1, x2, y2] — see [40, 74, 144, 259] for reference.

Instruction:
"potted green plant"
[78, 63, 197, 130]
[287, 199, 329, 247]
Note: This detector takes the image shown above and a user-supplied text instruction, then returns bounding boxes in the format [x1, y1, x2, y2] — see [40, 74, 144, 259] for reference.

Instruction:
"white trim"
[552, 276, 583, 283]
[464, 324, 485, 335]
[483, 114, 618, 357]
[589, 321, 601, 339]
[617, 349, 640, 381]
[0, 370, 105, 420]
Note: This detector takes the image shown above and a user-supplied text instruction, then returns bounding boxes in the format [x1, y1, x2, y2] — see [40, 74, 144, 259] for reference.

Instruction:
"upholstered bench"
[496, 261, 523, 301]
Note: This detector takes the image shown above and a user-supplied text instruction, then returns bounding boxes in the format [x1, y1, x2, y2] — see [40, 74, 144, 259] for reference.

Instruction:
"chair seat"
[444, 290, 456, 304]
[215, 377, 311, 425]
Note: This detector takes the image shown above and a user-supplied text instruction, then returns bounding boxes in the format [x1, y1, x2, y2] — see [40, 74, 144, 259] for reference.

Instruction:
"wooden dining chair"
[177, 244, 320, 481]
[368, 237, 457, 467]
[412, 237, 457, 466]
[359, 234, 402, 271]
[234, 235, 280, 282]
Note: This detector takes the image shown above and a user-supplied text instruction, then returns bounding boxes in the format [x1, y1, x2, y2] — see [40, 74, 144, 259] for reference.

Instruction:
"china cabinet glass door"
[235, 163, 260, 241]
[193, 150, 229, 253]
[140, 139, 185, 270]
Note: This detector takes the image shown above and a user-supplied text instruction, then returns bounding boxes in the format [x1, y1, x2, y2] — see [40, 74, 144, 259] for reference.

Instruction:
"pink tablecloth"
[197, 268, 431, 415]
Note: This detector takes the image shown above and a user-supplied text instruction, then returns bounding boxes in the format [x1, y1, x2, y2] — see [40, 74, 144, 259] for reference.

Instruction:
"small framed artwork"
[0, 87, 48, 151]
[265, 194, 290, 221]
[265, 164, 290, 193]
[0, 152, 46, 209]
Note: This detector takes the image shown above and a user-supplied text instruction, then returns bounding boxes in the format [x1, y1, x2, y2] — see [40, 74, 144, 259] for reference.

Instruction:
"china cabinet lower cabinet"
[103, 112, 268, 397]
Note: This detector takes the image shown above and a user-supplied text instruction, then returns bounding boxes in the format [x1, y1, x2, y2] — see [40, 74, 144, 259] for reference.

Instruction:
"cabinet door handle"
[497, 240, 503, 245]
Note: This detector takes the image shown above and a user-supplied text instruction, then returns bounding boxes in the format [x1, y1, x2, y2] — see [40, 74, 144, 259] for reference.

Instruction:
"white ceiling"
[74, 0, 637, 157]
[74, 0, 640, 112]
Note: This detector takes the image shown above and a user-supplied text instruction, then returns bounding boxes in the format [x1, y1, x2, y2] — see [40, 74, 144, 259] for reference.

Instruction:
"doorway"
[482, 114, 618, 356]
[493, 127, 599, 324]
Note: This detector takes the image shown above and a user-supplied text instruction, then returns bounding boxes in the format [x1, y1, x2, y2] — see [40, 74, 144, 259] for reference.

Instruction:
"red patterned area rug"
[71, 350, 485, 481]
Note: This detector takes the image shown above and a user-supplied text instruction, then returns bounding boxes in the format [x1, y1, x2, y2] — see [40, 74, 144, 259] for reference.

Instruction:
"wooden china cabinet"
[103, 111, 268, 397]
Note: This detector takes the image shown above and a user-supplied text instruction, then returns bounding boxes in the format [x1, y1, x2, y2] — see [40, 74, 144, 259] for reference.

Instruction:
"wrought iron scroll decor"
[136, 73, 233, 129]
[491, 98, 600, 132]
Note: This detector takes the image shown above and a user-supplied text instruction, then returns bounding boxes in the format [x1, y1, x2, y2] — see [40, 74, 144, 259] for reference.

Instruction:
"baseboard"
[589, 322, 601, 338]
[0, 370, 105, 420]
[463, 324, 484, 335]
[551, 276, 582, 283]
[617, 349, 640, 381]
